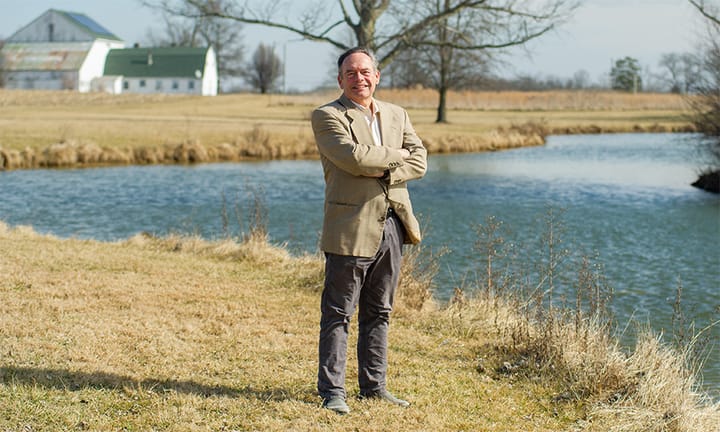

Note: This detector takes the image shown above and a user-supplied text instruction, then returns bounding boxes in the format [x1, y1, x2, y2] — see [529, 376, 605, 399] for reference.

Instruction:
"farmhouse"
[102, 46, 217, 96]
[0, 9, 217, 96]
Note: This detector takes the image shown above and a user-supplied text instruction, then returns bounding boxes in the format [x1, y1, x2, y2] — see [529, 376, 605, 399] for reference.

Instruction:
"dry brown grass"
[0, 222, 579, 431]
[2, 220, 718, 431]
[441, 292, 720, 432]
[376, 88, 691, 111]
[0, 89, 694, 170]
[452, 213, 720, 432]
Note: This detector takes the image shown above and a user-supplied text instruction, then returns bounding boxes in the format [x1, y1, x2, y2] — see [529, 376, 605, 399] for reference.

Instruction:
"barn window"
[123, 81, 129, 90]
[140, 80, 146, 88]
[188, 81, 195, 90]
[172, 81, 179, 90]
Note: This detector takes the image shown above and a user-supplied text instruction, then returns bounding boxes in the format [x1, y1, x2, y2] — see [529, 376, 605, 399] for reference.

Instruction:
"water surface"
[2, 133, 718, 394]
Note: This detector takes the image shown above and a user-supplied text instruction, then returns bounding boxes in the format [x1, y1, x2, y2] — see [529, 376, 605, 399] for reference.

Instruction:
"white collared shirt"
[351, 99, 382, 146]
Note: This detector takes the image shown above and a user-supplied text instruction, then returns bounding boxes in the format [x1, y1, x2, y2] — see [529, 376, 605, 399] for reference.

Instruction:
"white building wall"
[202, 47, 218, 96]
[77, 40, 124, 92]
[4, 70, 77, 90]
[91, 75, 122, 94]
[121, 77, 204, 95]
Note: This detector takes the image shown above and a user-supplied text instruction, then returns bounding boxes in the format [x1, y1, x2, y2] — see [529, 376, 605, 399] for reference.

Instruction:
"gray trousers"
[318, 213, 405, 399]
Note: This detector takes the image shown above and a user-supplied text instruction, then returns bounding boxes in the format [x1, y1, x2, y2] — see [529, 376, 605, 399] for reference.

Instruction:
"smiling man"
[311, 47, 428, 414]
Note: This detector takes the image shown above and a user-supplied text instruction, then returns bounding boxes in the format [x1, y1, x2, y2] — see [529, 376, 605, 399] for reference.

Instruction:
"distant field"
[0, 89, 694, 169]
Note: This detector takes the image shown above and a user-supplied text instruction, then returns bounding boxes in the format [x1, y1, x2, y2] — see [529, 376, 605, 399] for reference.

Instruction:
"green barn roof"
[104, 47, 209, 78]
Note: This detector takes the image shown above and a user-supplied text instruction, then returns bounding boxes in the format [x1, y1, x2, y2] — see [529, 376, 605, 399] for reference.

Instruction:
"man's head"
[337, 47, 380, 108]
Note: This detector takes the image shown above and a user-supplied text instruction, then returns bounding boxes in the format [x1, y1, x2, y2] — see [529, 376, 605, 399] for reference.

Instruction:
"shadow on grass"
[0, 366, 305, 402]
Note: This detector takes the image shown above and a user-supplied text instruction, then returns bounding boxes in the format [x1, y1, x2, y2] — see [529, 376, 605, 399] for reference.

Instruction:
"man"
[311, 47, 428, 415]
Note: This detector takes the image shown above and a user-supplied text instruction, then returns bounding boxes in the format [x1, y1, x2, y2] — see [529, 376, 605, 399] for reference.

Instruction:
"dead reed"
[0, 131, 319, 170]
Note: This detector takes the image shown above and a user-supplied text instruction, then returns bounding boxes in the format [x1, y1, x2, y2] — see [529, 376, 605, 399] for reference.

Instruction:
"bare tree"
[141, 0, 244, 88]
[388, 0, 496, 122]
[144, 14, 202, 46]
[384, 49, 431, 89]
[142, 0, 579, 115]
[658, 52, 702, 93]
[243, 43, 283, 93]
[688, 0, 720, 192]
[571, 69, 590, 89]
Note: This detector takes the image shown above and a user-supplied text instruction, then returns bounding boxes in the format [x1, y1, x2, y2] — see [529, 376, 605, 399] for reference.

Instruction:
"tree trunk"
[435, 0, 450, 124]
[354, 0, 389, 52]
[436, 87, 448, 123]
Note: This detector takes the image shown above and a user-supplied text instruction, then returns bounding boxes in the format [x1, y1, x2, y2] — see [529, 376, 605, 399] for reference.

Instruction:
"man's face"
[338, 52, 380, 107]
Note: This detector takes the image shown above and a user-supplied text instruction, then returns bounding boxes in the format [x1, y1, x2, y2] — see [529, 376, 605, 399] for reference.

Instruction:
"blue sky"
[0, 0, 703, 91]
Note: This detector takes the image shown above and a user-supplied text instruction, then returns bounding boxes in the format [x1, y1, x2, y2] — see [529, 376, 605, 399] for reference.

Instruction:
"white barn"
[1, 9, 218, 96]
[1, 9, 124, 92]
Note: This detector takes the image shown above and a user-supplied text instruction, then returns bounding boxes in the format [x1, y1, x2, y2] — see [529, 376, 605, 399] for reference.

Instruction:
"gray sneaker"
[322, 396, 350, 414]
[359, 389, 410, 407]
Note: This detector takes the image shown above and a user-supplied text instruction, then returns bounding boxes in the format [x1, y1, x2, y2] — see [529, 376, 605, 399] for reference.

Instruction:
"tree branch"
[689, 0, 720, 26]
[375, 0, 573, 67]
[410, 23, 555, 51]
[145, 0, 350, 50]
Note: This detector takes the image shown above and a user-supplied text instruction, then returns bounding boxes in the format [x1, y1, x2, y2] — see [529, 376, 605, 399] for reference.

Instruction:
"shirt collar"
[350, 98, 379, 116]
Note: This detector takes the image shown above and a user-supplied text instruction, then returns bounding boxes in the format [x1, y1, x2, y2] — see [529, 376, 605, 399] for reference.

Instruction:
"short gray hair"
[337, 47, 379, 72]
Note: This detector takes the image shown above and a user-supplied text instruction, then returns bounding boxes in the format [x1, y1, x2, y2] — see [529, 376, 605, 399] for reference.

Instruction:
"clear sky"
[0, 0, 705, 91]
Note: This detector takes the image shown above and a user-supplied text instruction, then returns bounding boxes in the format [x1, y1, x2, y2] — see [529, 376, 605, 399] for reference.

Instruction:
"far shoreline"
[0, 89, 696, 171]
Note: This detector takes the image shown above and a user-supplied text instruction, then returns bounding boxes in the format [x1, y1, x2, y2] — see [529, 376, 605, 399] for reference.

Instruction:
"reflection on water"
[1, 133, 719, 394]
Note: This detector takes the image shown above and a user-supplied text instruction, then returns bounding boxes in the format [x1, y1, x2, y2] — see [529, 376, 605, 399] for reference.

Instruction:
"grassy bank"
[1, 221, 717, 431]
[0, 89, 694, 170]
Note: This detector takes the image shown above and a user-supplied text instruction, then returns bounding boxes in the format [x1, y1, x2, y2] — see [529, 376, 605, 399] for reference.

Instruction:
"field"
[0, 88, 694, 169]
[1, 222, 718, 431]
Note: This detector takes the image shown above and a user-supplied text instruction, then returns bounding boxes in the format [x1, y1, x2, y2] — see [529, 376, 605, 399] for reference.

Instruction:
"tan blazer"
[312, 94, 428, 258]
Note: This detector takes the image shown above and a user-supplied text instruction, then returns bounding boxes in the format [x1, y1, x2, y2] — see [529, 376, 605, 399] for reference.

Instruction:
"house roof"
[104, 47, 210, 78]
[0, 42, 93, 71]
[56, 10, 122, 41]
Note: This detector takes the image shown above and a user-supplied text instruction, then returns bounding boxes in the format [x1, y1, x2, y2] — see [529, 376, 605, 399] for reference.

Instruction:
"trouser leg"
[358, 215, 404, 394]
[318, 253, 367, 399]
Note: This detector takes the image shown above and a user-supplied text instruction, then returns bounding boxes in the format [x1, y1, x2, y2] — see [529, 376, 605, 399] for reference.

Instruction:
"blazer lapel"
[339, 95, 375, 147]
[376, 101, 392, 148]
